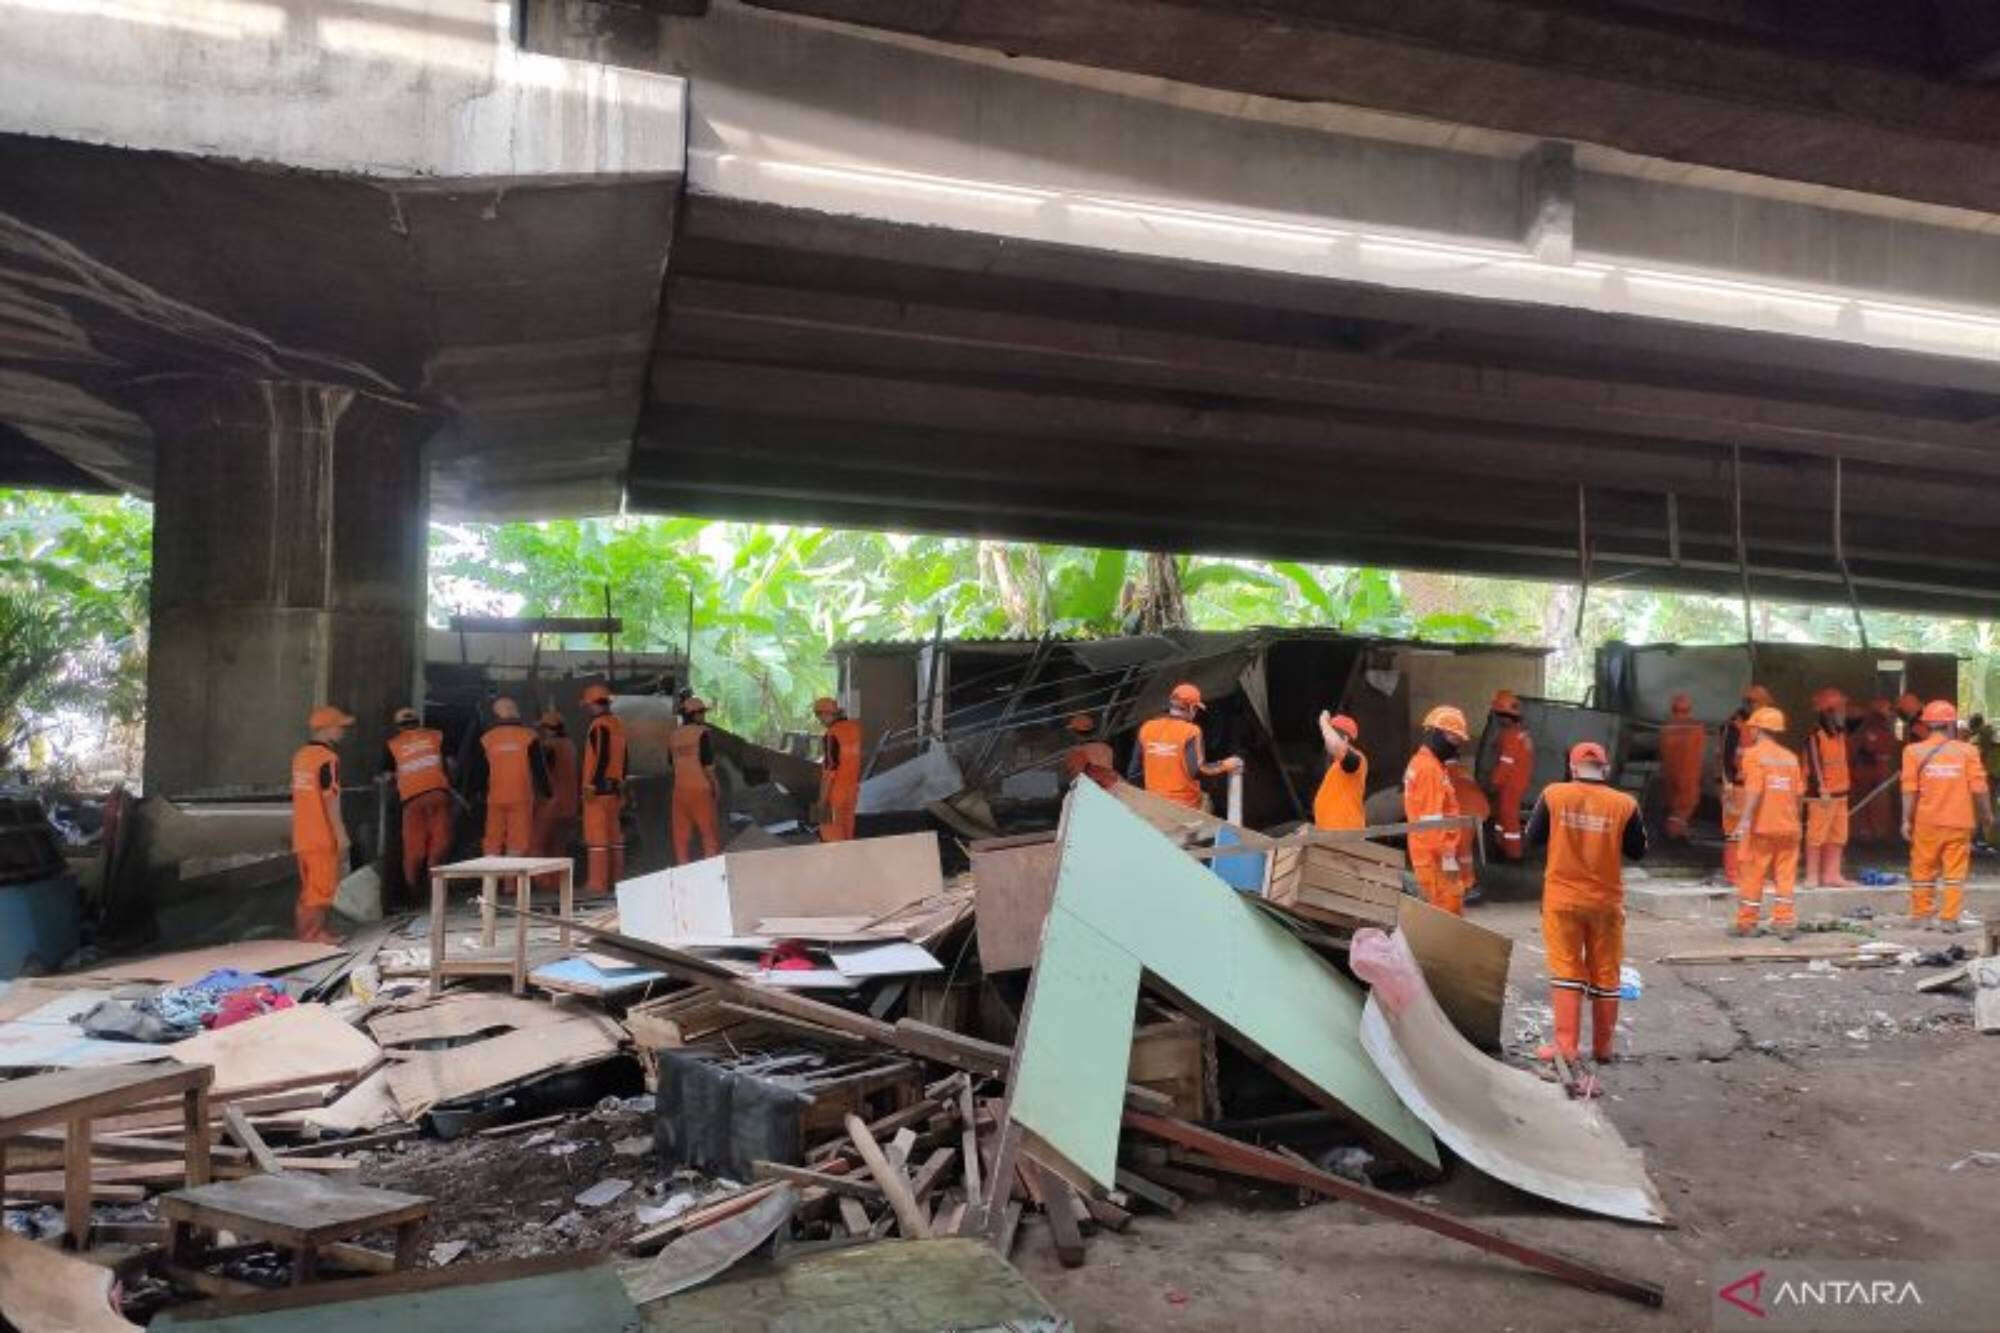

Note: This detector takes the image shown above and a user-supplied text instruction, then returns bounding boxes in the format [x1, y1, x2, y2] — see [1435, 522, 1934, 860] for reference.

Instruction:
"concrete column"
[140, 379, 435, 797]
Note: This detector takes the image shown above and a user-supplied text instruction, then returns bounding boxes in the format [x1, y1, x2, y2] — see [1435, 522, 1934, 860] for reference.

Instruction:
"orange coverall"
[1734, 737, 1803, 933]
[1656, 712, 1706, 839]
[290, 743, 342, 937]
[1064, 740, 1120, 791]
[820, 717, 863, 841]
[669, 722, 722, 863]
[1489, 722, 1534, 861]
[1849, 707, 1900, 842]
[1403, 746, 1464, 915]
[1902, 738, 1988, 925]
[582, 712, 628, 892]
[1137, 715, 1206, 812]
[1805, 725, 1851, 867]
[387, 727, 453, 898]
[532, 731, 579, 890]
[480, 723, 540, 856]
[1447, 760, 1489, 900]
[1532, 779, 1643, 1062]
[1313, 748, 1369, 832]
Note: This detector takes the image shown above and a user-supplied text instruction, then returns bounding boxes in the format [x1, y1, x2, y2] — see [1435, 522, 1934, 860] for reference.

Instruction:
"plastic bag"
[1348, 927, 1423, 1013]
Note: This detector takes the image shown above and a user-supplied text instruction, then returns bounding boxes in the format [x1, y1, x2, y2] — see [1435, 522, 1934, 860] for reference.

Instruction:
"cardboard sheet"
[167, 1002, 381, 1096]
[0, 1231, 141, 1332]
[1009, 783, 1436, 1188]
[75, 940, 345, 986]
[1356, 928, 1668, 1224]
[383, 1015, 623, 1119]
[368, 994, 581, 1047]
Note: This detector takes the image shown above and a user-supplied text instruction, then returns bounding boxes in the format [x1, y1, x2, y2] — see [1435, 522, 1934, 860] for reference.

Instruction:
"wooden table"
[0, 1059, 213, 1248]
[428, 856, 575, 996]
[161, 1173, 430, 1286]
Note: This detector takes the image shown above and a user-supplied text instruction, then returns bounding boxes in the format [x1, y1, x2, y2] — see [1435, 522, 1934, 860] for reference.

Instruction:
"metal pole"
[683, 584, 696, 692]
[1732, 445, 1757, 677]
[1574, 484, 1591, 639]
[1832, 457, 1871, 651]
[604, 583, 617, 689]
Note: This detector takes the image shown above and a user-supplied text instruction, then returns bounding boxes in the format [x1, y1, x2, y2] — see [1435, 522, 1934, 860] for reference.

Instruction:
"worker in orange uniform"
[1730, 705, 1803, 939]
[479, 698, 548, 858]
[1485, 690, 1534, 861]
[1850, 699, 1901, 843]
[1901, 700, 1993, 933]
[814, 696, 865, 841]
[1312, 712, 1367, 831]
[1719, 684, 1775, 883]
[1446, 756, 1490, 905]
[668, 696, 723, 863]
[1804, 688, 1853, 888]
[532, 709, 580, 886]
[1130, 682, 1242, 812]
[1525, 741, 1645, 1081]
[580, 683, 627, 893]
[290, 706, 353, 944]
[1656, 693, 1705, 841]
[1404, 705, 1471, 915]
[385, 706, 453, 907]
[1062, 713, 1120, 791]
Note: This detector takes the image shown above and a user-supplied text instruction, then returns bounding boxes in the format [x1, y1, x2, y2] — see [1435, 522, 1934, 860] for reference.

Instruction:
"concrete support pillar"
[141, 379, 435, 797]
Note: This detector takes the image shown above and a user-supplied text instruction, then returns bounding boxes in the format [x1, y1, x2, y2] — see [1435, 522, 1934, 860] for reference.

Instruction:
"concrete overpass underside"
[12, 0, 2000, 784]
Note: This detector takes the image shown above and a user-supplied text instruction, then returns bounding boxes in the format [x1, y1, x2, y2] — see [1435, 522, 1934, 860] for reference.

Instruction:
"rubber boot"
[1535, 988, 1583, 1063]
[1591, 996, 1620, 1063]
[1822, 844, 1851, 888]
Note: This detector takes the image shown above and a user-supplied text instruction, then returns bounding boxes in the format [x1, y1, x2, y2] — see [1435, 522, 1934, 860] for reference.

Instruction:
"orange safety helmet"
[1812, 687, 1846, 713]
[1920, 699, 1958, 726]
[1168, 682, 1205, 712]
[1669, 692, 1693, 717]
[391, 706, 419, 726]
[1743, 684, 1775, 708]
[1490, 689, 1522, 716]
[308, 705, 354, 731]
[1326, 713, 1359, 739]
[1569, 741, 1608, 770]
[1898, 691, 1923, 717]
[1066, 713, 1096, 734]
[581, 682, 612, 705]
[1422, 705, 1471, 742]
[1747, 706, 1785, 733]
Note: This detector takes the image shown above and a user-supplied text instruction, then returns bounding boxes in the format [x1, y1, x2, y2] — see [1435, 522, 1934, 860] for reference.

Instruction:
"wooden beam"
[222, 1105, 285, 1177]
[1122, 1111, 1664, 1307]
[751, 1161, 882, 1200]
[1030, 1161, 1087, 1268]
[447, 616, 622, 636]
[844, 1113, 932, 1240]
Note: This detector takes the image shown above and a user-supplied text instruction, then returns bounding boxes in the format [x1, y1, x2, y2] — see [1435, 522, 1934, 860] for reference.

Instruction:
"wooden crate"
[1263, 839, 1405, 930]
[1127, 1011, 1217, 1121]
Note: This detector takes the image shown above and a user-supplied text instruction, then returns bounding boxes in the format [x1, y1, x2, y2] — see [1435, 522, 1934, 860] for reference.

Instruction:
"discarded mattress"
[1350, 927, 1669, 1225]
[1008, 781, 1436, 1188]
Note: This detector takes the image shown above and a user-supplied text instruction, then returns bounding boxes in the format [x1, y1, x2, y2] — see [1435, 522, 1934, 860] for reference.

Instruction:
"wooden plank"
[890, 1020, 1010, 1077]
[751, 1161, 883, 1199]
[1029, 1160, 1086, 1268]
[1125, 1110, 1664, 1308]
[957, 1081, 983, 1213]
[166, 1006, 379, 1099]
[72, 941, 344, 987]
[1398, 897, 1513, 1051]
[625, 1183, 782, 1255]
[844, 1112, 931, 1239]
[0, 1061, 212, 1139]
[222, 1105, 286, 1176]
[368, 994, 577, 1047]
[64, 1115, 92, 1247]
[623, 1185, 798, 1305]
[1113, 1166, 1185, 1215]
[383, 1015, 622, 1120]
[713, 1001, 870, 1046]
[970, 838, 1063, 973]
[908, 1146, 957, 1205]
[836, 1196, 872, 1235]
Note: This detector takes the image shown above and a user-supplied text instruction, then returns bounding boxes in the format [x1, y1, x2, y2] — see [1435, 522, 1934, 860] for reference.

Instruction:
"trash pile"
[1, 780, 1679, 1329]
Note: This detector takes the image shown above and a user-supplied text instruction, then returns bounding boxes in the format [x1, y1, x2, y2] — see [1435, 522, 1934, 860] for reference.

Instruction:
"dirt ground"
[1011, 893, 2000, 1332]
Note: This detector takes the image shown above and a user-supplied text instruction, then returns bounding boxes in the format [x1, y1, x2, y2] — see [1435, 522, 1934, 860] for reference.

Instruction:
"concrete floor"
[1013, 892, 2000, 1331]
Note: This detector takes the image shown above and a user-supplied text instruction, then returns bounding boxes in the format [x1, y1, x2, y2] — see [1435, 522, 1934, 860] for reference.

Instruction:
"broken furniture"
[0, 1059, 214, 1248]
[428, 856, 576, 996]
[160, 1173, 431, 1286]
[1263, 835, 1406, 928]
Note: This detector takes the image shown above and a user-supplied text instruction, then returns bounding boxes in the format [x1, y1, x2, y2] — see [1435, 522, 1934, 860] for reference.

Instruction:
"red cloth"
[204, 985, 295, 1030]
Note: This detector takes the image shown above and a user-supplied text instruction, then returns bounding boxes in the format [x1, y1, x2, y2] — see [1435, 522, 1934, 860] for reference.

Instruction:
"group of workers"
[288, 686, 869, 942]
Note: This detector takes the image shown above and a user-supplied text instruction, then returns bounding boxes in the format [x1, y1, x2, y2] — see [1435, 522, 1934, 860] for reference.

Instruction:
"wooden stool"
[428, 856, 575, 995]
[161, 1174, 430, 1286]
[0, 1059, 213, 1249]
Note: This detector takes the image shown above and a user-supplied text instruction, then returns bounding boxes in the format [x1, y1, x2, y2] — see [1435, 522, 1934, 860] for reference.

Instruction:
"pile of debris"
[2, 778, 1676, 1328]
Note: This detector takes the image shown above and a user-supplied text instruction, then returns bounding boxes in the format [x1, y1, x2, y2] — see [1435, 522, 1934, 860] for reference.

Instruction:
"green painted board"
[1010, 782, 1438, 1186]
[642, 1238, 1069, 1332]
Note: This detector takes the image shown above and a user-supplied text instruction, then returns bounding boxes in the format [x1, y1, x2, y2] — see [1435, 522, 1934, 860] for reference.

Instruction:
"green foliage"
[0, 490, 151, 771]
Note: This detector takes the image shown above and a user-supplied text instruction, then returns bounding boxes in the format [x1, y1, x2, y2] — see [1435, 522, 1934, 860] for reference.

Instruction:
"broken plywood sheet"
[618, 833, 944, 942]
[368, 993, 580, 1047]
[828, 942, 942, 979]
[297, 1068, 400, 1136]
[1352, 927, 1667, 1224]
[1010, 782, 1435, 1190]
[168, 1002, 381, 1097]
[383, 1015, 624, 1120]
[0, 990, 167, 1070]
[530, 956, 668, 999]
[75, 940, 345, 987]
[1397, 897, 1513, 1051]
[622, 1184, 797, 1304]
[969, 835, 1060, 974]
[0, 1231, 141, 1332]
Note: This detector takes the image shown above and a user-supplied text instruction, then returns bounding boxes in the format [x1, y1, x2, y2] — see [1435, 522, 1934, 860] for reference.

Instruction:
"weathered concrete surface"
[4, 0, 683, 181]
[142, 379, 432, 796]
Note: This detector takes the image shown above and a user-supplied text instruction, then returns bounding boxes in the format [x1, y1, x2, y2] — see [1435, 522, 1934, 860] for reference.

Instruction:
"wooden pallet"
[1264, 839, 1405, 930]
